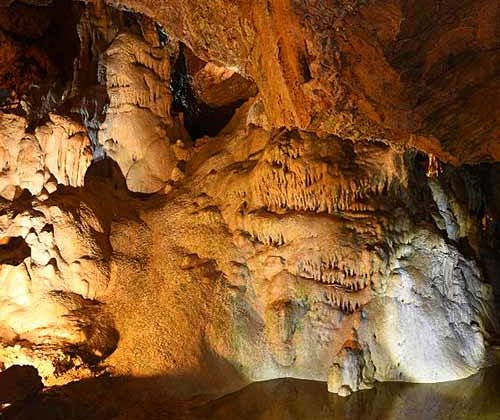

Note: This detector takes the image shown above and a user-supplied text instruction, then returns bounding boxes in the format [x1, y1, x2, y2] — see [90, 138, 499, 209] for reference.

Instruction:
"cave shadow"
[3, 365, 500, 420]
[170, 43, 257, 141]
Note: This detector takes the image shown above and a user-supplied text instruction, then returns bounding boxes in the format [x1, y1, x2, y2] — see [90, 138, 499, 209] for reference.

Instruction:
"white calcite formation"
[0, 113, 92, 201]
[327, 347, 375, 396]
[330, 229, 494, 394]
[0, 192, 115, 384]
[0, 2, 498, 401]
[98, 33, 190, 193]
[103, 126, 497, 397]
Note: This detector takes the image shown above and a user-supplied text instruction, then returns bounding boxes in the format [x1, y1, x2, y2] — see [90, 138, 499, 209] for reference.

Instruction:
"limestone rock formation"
[0, 0, 499, 407]
[98, 32, 190, 193]
[0, 113, 92, 200]
[104, 0, 500, 164]
[0, 189, 117, 384]
[101, 127, 495, 395]
[327, 347, 375, 396]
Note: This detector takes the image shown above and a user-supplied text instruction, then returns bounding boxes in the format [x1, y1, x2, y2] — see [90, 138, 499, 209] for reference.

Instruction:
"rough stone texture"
[327, 347, 375, 396]
[98, 32, 190, 193]
[185, 51, 258, 108]
[102, 126, 496, 397]
[0, 186, 118, 384]
[0, 113, 92, 200]
[105, 0, 500, 164]
[0, 0, 499, 402]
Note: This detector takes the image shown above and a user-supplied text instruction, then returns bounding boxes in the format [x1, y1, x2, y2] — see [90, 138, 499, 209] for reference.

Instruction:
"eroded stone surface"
[102, 126, 496, 397]
[105, 0, 500, 164]
[0, 0, 498, 401]
[0, 190, 117, 384]
[0, 113, 92, 200]
[98, 32, 190, 193]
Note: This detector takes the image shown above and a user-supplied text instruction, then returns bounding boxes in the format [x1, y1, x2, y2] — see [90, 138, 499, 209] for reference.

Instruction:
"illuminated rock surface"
[0, 0, 499, 414]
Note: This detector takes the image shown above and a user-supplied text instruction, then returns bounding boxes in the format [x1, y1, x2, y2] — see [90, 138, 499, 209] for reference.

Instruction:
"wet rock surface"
[2, 365, 500, 419]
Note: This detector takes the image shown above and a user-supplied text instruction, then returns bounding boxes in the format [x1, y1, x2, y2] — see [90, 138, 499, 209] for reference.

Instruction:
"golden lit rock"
[0, 113, 92, 200]
[98, 32, 190, 193]
[0, 0, 498, 413]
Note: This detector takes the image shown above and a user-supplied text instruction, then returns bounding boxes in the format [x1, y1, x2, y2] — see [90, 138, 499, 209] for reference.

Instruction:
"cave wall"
[0, 0, 499, 398]
[105, 0, 500, 163]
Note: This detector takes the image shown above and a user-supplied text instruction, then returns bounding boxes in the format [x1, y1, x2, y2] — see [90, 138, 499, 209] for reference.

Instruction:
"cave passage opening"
[0, 0, 84, 127]
[170, 43, 257, 140]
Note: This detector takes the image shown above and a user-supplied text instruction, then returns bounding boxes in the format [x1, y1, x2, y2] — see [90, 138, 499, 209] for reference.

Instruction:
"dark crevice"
[170, 44, 248, 140]
[155, 22, 170, 47]
[299, 52, 312, 82]
[0, 236, 31, 266]
[84, 157, 128, 192]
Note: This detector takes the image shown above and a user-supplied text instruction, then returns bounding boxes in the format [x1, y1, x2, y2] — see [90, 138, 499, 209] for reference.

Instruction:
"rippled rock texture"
[0, 0, 499, 403]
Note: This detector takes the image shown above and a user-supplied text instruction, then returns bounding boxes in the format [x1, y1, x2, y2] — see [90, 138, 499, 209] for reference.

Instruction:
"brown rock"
[0, 0, 498, 400]
[104, 0, 499, 164]
[0, 365, 43, 404]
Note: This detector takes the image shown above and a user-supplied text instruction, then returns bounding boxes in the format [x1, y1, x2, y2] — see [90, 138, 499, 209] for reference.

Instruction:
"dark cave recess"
[171, 43, 257, 140]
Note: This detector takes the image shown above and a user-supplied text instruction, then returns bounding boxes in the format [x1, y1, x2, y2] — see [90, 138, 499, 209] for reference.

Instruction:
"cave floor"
[2, 365, 500, 420]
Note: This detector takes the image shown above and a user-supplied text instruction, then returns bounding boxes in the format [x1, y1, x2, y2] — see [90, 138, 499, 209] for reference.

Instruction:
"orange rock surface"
[0, 0, 498, 404]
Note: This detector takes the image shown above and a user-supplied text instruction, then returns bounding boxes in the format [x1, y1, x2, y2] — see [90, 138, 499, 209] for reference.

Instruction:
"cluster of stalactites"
[301, 270, 374, 314]
[101, 33, 173, 118]
[249, 135, 406, 214]
[297, 258, 373, 292]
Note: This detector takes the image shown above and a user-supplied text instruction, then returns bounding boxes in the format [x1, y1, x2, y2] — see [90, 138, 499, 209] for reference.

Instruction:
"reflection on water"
[190, 366, 500, 420]
[3, 366, 500, 419]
